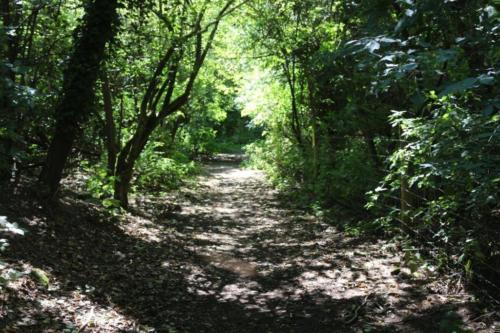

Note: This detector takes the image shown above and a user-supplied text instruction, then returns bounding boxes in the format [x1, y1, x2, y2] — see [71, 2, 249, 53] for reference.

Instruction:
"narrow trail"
[1, 157, 495, 332]
[146, 157, 489, 332]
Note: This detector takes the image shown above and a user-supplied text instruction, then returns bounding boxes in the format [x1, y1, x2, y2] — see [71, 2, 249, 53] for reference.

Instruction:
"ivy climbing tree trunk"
[39, 0, 118, 196]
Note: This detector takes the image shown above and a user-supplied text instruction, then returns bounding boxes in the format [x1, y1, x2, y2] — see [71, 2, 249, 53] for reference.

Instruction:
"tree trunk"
[39, 0, 118, 196]
[307, 78, 319, 182]
[113, 139, 147, 208]
[102, 70, 118, 175]
[20, 7, 39, 85]
[0, 0, 23, 183]
[114, 161, 134, 208]
[282, 57, 303, 148]
[364, 131, 382, 170]
[110, 3, 231, 208]
[114, 117, 158, 208]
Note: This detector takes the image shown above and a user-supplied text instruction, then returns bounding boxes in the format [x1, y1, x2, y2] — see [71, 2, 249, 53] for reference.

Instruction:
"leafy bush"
[368, 99, 500, 272]
[314, 138, 380, 208]
[83, 162, 121, 210]
[136, 150, 200, 192]
[245, 137, 303, 189]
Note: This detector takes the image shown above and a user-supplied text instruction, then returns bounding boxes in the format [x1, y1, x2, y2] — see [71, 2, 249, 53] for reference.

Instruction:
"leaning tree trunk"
[114, 118, 157, 208]
[39, 0, 118, 196]
[111, 1, 233, 208]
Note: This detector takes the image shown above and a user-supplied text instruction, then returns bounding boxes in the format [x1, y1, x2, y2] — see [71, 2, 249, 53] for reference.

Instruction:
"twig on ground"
[344, 293, 373, 325]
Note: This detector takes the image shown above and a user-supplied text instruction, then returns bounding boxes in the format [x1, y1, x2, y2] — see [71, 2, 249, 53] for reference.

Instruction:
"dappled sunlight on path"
[1, 156, 496, 332]
[138, 158, 493, 332]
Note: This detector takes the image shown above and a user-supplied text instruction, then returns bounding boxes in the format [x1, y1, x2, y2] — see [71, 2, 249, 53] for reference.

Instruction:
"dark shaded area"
[0, 161, 497, 332]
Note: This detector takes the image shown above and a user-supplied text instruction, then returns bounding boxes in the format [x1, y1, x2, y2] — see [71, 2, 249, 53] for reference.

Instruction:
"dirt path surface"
[1, 157, 497, 332]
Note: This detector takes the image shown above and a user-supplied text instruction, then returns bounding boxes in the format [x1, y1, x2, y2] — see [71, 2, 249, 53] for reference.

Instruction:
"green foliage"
[1, 0, 498, 287]
[239, 0, 500, 281]
[180, 127, 218, 156]
[83, 162, 121, 210]
[1, 0, 84, 181]
[245, 137, 303, 189]
[370, 102, 499, 269]
[30, 268, 50, 287]
[314, 138, 380, 206]
[0, 216, 26, 288]
[136, 148, 200, 192]
[208, 140, 243, 154]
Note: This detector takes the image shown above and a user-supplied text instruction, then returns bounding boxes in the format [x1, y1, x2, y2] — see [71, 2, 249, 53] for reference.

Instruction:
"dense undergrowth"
[239, 0, 499, 294]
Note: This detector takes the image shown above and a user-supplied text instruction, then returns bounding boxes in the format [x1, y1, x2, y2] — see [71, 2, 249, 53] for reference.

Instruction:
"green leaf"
[365, 40, 380, 53]
[395, 14, 416, 34]
[410, 91, 426, 108]
[437, 49, 458, 62]
[477, 74, 494, 85]
[0, 217, 25, 236]
[464, 259, 473, 278]
[102, 198, 120, 208]
[439, 78, 478, 97]
[31, 268, 50, 287]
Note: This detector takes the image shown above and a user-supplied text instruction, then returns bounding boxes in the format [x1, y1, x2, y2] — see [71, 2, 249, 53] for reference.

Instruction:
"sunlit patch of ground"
[1, 155, 498, 332]
[6, 278, 134, 331]
[154, 159, 498, 331]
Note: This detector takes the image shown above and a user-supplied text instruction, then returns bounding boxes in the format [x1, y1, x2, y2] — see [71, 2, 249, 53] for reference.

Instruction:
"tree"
[107, 0, 242, 207]
[1, 0, 23, 181]
[39, 0, 119, 196]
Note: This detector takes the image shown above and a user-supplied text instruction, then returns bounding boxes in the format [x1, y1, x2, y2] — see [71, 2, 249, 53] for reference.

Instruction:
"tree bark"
[102, 70, 119, 175]
[39, 0, 118, 196]
[114, 123, 155, 208]
[282, 54, 303, 148]
[0, 0, 21, 182]
[363, 131, 382, 170]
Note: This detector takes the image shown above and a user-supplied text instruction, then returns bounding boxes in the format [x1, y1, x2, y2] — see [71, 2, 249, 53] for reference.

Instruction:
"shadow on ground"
[0, 159, 497, 332]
